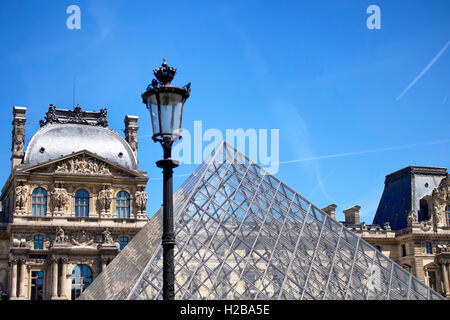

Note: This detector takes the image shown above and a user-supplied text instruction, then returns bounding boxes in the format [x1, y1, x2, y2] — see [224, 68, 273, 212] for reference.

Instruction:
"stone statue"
[102, 228, 114, 245]
[135, 187, 148, 214]
[51, 186, 69, 213]
[15, 185, 27, 211]
[98, 186, 113, 213]
[407, 210, 417, 226]
[55, 226, 67, 244]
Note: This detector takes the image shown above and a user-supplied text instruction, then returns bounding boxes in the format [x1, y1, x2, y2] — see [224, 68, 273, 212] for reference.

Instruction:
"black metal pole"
[156, 142, 179, 300]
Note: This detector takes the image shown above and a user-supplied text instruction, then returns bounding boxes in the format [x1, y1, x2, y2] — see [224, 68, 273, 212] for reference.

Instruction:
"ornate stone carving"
[71, 230, 94, 247]
[15, 185, 27, 211]
[12, 118, 25, 155]
[55, 155, 111, 175]
[98, 185, 113, 216]
[51, 185, 69, 214]
[426, 177, 450, 228]
[101, 228, 114, 245]
[40, 104, 108, 128]
[420, 220, 432, 232]
[407, 210, 417, 227]
[55, 227, 68, 244]
[135, 186, 147, 218]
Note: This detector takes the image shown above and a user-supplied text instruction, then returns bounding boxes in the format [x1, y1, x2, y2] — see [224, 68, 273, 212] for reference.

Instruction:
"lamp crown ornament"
[153, 59, 177, 86]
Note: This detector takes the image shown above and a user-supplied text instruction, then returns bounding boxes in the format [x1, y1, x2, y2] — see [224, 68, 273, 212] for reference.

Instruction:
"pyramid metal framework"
[80, 141, 444, 300]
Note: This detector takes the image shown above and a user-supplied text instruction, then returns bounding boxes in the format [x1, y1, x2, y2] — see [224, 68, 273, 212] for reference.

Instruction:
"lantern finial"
[153, 59, 176, 86]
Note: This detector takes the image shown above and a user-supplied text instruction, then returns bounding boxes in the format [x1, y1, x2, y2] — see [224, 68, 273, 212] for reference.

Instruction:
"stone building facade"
[0, 105, 149, 300]
[322, 166, 450, 299]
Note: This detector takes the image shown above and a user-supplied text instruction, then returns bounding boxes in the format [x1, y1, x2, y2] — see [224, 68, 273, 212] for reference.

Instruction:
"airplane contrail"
[271, 139, 450, 166]
[396, 40, 450, 101]
[149, 139, 450, 180]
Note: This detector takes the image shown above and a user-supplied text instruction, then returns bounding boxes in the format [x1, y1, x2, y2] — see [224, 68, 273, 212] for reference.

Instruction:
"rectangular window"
[119, 236, 128, 251]
[402, 244, 407, 257]
[34, 235, 44, 250]
[426, 242, 432, 254]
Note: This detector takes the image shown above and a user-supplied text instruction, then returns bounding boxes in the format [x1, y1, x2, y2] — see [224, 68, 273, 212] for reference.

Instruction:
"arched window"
[32, 188, 47, 216]
[446, 205, 450, 227]
[75, 189, 89, 217]
[116, 191, 130, 219]
[71, 264, 93, 300]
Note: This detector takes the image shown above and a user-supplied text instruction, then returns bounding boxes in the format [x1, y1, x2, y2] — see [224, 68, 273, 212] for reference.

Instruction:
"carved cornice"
[385, 166, 448, 184]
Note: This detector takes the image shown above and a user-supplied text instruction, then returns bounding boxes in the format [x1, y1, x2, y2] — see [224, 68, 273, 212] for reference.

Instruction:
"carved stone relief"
[71, 230, 95, 247]
[423, 177, 450, 228]
[55, 155, 111, 175]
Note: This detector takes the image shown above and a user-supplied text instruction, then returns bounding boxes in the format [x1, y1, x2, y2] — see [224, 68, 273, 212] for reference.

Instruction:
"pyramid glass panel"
[79, 141, 444, 300]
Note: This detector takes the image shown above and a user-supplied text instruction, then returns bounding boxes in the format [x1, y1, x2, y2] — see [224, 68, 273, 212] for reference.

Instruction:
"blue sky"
[0, 0, 449, 223]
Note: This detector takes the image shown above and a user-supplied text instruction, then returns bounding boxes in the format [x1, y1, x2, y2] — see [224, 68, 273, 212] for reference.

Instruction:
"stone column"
[18, 258, 26, 299]
[50, 257, 58, 299]
[442, 263, 450, 296]
[59, 258, 68, 298]
[9, 258, 18, 299]
[435, 266, 443, 294]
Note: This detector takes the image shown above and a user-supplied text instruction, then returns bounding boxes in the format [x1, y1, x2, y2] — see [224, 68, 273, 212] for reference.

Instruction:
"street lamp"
[142, 60, 191, 300]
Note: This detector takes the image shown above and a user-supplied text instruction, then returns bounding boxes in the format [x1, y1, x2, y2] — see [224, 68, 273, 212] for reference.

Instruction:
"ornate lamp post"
[142, 60, 191, 300]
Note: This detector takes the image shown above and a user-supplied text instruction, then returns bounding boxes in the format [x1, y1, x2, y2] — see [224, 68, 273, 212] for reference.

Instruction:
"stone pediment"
[21, 150, 140, 178]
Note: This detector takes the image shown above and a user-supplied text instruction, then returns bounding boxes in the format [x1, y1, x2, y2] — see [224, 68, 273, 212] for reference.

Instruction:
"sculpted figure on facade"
[101, 228, 114, 245]
[15, 185, 27, 212]
[51, 185, 69, 214]
[55, 226, 67, 244]
[98, 185, 113, 216]
[407, 210, 417, 226]
[135, 186, 147, 218]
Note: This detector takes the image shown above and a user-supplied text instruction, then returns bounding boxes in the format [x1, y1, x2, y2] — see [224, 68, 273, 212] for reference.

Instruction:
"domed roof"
[24, 123, 138, 170]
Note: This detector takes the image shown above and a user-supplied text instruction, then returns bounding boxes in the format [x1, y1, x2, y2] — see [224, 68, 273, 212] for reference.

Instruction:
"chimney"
[11, 106, 26, 169]
[343, 205, 361, 225]
[321, 204, 337, 220]
[124, 115, 139, 158]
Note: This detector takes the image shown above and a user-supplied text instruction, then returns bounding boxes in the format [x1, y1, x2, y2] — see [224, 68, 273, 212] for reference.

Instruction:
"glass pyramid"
[79, 141, 444, 300]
